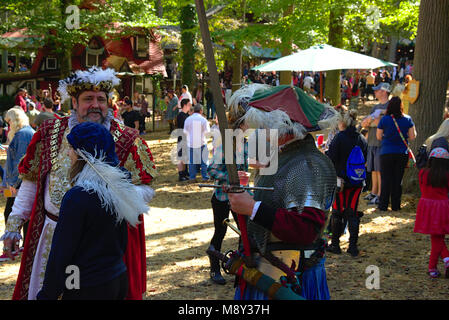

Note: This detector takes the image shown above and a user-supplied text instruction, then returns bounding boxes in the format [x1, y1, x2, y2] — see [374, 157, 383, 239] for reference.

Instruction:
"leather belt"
[266, 242, 320, 252]
[45, 211, 59, 222]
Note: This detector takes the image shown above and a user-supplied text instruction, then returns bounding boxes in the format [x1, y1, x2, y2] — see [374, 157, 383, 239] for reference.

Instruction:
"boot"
[326, 214, 343, 254]
[346, 210, 360, 257]
[178, 171, 188, 181]
[207, 245, 226, 285]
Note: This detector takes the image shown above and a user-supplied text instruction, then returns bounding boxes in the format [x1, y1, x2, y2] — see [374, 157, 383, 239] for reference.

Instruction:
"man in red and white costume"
[1, 67, 156, 300]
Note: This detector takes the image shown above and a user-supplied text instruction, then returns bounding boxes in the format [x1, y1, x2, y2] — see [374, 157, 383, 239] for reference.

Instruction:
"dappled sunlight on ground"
[1, 101, 449, 299]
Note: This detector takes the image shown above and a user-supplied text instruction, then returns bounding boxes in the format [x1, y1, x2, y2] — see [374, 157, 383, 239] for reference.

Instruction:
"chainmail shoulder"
[248, 134, 336, 253]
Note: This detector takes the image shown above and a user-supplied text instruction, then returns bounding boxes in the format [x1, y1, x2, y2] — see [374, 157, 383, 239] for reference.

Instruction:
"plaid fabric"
[207, 140, 248, 201]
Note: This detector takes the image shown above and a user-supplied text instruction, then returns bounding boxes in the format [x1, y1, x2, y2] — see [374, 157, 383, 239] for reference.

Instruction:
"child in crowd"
[414, 147, 449, 278]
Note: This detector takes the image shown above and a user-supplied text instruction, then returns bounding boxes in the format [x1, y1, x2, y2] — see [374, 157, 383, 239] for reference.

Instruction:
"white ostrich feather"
[73, 150, 150, 227]
[228, 83, 271, 109]
[243, 107, 307, 140]
[317, 105, 340, 130]
[227, 83, 272, 120]
[58, 67, 121, 103]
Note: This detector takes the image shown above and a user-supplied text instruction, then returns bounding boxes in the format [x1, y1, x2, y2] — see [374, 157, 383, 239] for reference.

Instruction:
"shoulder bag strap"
[391, 115, 416, 163]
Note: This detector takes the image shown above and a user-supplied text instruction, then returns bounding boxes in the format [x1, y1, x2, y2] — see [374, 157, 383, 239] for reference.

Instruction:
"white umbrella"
[254, 44, 397, 72]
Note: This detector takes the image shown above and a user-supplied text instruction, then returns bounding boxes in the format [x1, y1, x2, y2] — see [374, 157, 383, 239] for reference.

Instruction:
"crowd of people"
[0, 62, 448, 301]
[323, 82, 417, 258]
[234, 60, 414, 108]
[111, 92, 150, 135]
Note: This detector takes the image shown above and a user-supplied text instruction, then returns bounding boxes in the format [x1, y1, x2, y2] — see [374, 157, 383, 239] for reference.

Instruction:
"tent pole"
[320, 72, 323, 102]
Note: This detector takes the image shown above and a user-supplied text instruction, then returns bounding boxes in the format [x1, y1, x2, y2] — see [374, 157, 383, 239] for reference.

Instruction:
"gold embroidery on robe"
[5, 215, 25, 234]
[38, 223, 56, 290]
[19, 142, 43, 182]
[134, 138, 157, 178]
[48, 129, 72, 212]
[123, 138, 157, 185]
[124, 151, 143, 185]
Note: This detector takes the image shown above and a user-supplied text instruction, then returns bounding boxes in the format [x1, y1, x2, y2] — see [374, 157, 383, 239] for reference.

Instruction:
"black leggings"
[210, 194, 238, 252]
[379, 153, 408, 211]
[62, 272, 128, 300]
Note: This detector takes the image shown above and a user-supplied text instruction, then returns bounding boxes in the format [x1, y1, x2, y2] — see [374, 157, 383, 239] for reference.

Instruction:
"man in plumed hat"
[224, 84, 338, 300]
[1, 67, 157, 300]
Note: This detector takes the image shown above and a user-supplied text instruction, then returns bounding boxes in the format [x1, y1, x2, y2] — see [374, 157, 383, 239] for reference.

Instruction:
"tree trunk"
[388, 35, 398, 63]
[2, 50, 8, 73]
[371, 41, 378, 58]
[279, 4, 294, 86]
[231, 47, 242, 92]
[325, 7, 344, 105]
[403, 0, 449, 194]
[59, 48, 72, 79]
[180, 4, 197, 90]
[155, 0, 163, 18]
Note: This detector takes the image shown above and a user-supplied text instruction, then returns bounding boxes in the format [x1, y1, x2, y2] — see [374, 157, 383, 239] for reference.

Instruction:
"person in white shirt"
[178, 85, 193, 110]
[183, 104, 210, 181]
[303, 74, 315, 93]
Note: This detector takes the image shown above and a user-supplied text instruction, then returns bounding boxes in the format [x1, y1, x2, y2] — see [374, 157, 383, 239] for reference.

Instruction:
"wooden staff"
[194, 0, 239, 188]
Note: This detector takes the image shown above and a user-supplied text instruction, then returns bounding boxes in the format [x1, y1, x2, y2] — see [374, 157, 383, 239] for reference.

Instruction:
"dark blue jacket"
[326, 126, 368, 186]
[37, 186, 127, 300]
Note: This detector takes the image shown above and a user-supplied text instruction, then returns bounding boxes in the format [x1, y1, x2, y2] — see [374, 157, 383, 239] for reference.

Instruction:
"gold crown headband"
[58, 67, 120, 103]
[66, 81, 115, 95]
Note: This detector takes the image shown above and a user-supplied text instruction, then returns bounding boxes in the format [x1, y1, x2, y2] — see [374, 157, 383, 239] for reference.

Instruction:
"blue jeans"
[188, 145, 209, 180]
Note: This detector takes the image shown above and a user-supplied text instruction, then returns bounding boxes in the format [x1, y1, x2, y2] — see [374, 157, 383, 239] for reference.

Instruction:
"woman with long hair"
[0, 107, 35, 262]
[376, 96, 417, 211]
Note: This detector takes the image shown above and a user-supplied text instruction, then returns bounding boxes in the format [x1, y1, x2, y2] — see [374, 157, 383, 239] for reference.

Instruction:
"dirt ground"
[1, 99, 449, 300]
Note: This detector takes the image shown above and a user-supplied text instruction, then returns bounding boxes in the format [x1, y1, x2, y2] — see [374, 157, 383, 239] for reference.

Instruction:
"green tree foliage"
[0, 0, 165, 77]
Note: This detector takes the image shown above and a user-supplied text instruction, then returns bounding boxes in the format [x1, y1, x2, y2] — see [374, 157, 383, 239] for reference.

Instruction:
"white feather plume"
[73, 151, 150, 227]
[228, 83, 271, 110]
[317, 105, 340, 130]
[243, 107, 307, 140]
[58, 67, 121, 103]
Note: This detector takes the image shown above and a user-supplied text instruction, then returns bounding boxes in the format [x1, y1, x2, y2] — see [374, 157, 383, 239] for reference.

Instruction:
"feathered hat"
[228, 84, 339, 140]
[67, 122, 119, 166]
[67, 122, 148, 227]
[58, 66, 121, 103]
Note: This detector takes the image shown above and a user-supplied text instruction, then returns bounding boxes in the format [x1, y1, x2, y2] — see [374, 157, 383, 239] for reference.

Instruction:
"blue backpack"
[346, 144, 366, 186]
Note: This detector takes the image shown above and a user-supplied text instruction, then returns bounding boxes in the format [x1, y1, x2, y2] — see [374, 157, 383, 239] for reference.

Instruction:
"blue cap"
[67, 122, 119, 166]
[372, 82, 391, 92]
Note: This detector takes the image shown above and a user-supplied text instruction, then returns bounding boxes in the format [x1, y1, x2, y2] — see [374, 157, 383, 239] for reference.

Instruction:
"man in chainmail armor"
[226, 84, 338, 300]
